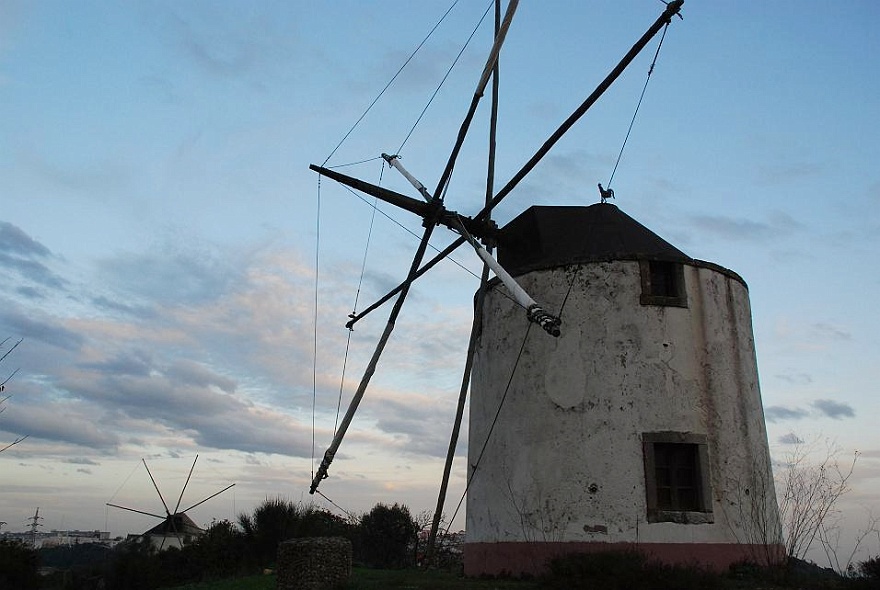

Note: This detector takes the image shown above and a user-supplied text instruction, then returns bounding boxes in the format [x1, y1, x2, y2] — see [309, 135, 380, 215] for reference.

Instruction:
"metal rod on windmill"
[383, 154, 560, 336]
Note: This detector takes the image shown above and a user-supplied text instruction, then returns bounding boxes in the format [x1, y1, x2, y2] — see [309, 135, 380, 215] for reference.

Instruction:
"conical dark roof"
[144, 513, 203, 537]
[497, 203, 691, 276]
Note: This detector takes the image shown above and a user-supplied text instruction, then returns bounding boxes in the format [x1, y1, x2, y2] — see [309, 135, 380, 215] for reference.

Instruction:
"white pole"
[382, 154, 432, 202]
[384, 156, 560, 337]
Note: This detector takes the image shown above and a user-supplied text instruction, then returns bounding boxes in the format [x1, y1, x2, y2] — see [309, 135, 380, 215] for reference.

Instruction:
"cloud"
[166, 360, 237, 394]
[0, 402, 120, 449]
[144, 3, 299, 83]
[80, 350, 154, 377]
[811, 322, 852, 341]
[812, 399, 855, 420]
[90, 295, 156, 319]
[97, 245, 244, 306]
[755, 161, 822, 186]
[0, 306, 84, 351]
[778, 432, 804, 445]
[0, 221, 67, 290]
[63, 457, 101, 466]
[0, 221, 51, 258]
[765, 405, 809, 422]
[688, 210, 801, 242]
[774, 372, 812, 385]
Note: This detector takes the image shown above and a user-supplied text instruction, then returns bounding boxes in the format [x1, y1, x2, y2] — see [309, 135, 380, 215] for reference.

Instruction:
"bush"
[237, 498, 355, 568]
[190, 519, 251, 579]
[0, 539, 39, 590]
[356, 503, 418, 569]
[860, 556, 880, 580]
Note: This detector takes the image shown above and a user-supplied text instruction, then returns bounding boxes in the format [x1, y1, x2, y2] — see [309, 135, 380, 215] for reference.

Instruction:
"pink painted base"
[464, 541, 784, 577]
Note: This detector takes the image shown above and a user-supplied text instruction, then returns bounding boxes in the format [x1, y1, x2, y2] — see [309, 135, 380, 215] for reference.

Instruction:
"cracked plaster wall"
[466, 260, 781, 547]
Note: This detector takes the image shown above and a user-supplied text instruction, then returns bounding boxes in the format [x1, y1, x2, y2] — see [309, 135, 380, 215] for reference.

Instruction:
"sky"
[1, 0, 879, 565]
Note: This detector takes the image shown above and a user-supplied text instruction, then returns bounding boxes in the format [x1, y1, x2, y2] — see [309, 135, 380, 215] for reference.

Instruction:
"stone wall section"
[276, 537, 351, 590]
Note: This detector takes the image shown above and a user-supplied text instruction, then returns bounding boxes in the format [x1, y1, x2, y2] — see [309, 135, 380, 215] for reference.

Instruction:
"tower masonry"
[465, 203, 783, 576]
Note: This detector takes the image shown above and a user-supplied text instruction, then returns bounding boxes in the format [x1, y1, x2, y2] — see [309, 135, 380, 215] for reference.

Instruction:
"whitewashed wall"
[466, 260, 781, 548]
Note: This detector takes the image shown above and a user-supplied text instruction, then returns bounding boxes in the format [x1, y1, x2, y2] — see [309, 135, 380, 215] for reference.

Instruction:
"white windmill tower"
[308, 0, 782, 576]
[464, 203, 783, 575]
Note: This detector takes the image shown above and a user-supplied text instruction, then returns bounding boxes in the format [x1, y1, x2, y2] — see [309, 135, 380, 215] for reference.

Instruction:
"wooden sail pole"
[342, 0, 684, 330]
[475, 0, 684, 223]
[310, 0, 521, 497]
[432, 0, 518, 202]
[310, 221, 438, 493]
[426, 0, 504, 563]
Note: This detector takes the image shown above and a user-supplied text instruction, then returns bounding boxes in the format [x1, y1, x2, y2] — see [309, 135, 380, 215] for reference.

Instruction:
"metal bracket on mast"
[386, 156, 561, 337]
[382, 154, 432, 202]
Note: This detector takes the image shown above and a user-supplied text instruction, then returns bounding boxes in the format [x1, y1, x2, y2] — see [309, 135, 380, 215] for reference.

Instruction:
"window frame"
[639, 259, 687, 307]
[642, 431, 714, 524]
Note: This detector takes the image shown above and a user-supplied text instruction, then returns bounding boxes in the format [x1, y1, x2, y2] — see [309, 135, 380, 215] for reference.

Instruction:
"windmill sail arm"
[311, 223, 439, 494]
[382, 154, 432, 202]
[473, 0, 685, 224]
[105, 502, 165, 520]
[346, 236, 467, 329]
[179, 483, 236, 514]
[433, 0, 519, 201]
[310, 164, 493, 240]
[459, 225, 560, 337]
[383, 157, 559, 336]
[310, 164, 430, 218]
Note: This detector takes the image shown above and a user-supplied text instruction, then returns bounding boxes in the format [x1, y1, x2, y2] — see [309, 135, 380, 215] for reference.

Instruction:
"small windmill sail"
[107, 455, 234, 550]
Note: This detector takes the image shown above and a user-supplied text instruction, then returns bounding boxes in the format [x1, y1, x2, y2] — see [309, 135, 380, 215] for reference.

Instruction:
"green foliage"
[40, 541, 113, 569]
[237, 497, 353, 568]
[859, 556, 880, 580]
[0, 539, 40, 590]
[188, 519, 251, 579]
[542, 550, 720, 590]
[355, 503, 419, 569]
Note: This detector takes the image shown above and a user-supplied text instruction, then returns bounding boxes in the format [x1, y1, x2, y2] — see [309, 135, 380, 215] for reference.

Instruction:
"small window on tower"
[640, 259, 687, 307]
[643, 432, 713, 524]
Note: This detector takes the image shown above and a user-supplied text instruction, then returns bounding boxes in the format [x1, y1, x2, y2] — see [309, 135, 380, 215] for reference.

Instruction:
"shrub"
[860, 556, 880, 580]
[0, 539, 39, 590]
[356, 503, 418, 569]
[238, 497, 355, 568]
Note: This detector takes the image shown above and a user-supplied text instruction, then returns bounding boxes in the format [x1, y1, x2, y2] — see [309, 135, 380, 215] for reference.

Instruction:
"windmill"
[107, 455, 234, 550]
[309, 0, 781, 576]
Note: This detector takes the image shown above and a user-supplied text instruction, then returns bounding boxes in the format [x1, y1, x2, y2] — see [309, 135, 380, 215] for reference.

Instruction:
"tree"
[237, 497, 353, 567]
[0, 337, 27, 453]
[357, 503, 418, 569]
[776, 437, 859, 565]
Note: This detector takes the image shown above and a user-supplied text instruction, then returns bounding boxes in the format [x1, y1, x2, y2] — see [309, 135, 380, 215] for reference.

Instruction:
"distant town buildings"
[1, 529, 122, 549]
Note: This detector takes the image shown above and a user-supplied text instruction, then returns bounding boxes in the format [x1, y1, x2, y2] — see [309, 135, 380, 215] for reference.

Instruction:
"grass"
[162, 561, 877, 590]
[165, 567, 540, 590]
[165, 573, 274, 590]
[347, 567, 539, 589]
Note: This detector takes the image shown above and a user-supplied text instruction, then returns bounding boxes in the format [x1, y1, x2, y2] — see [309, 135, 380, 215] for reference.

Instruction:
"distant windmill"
[107, 455, 234, 550]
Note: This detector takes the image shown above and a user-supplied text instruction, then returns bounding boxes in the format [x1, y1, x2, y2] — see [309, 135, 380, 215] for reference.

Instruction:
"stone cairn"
[276, 537, 352, 590]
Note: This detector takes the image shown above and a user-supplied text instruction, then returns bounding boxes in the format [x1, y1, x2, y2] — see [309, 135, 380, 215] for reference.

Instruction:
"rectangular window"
[639, 259, 687, 307]
[643, 432, 713, 524]
[654, 443, 699, 511]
